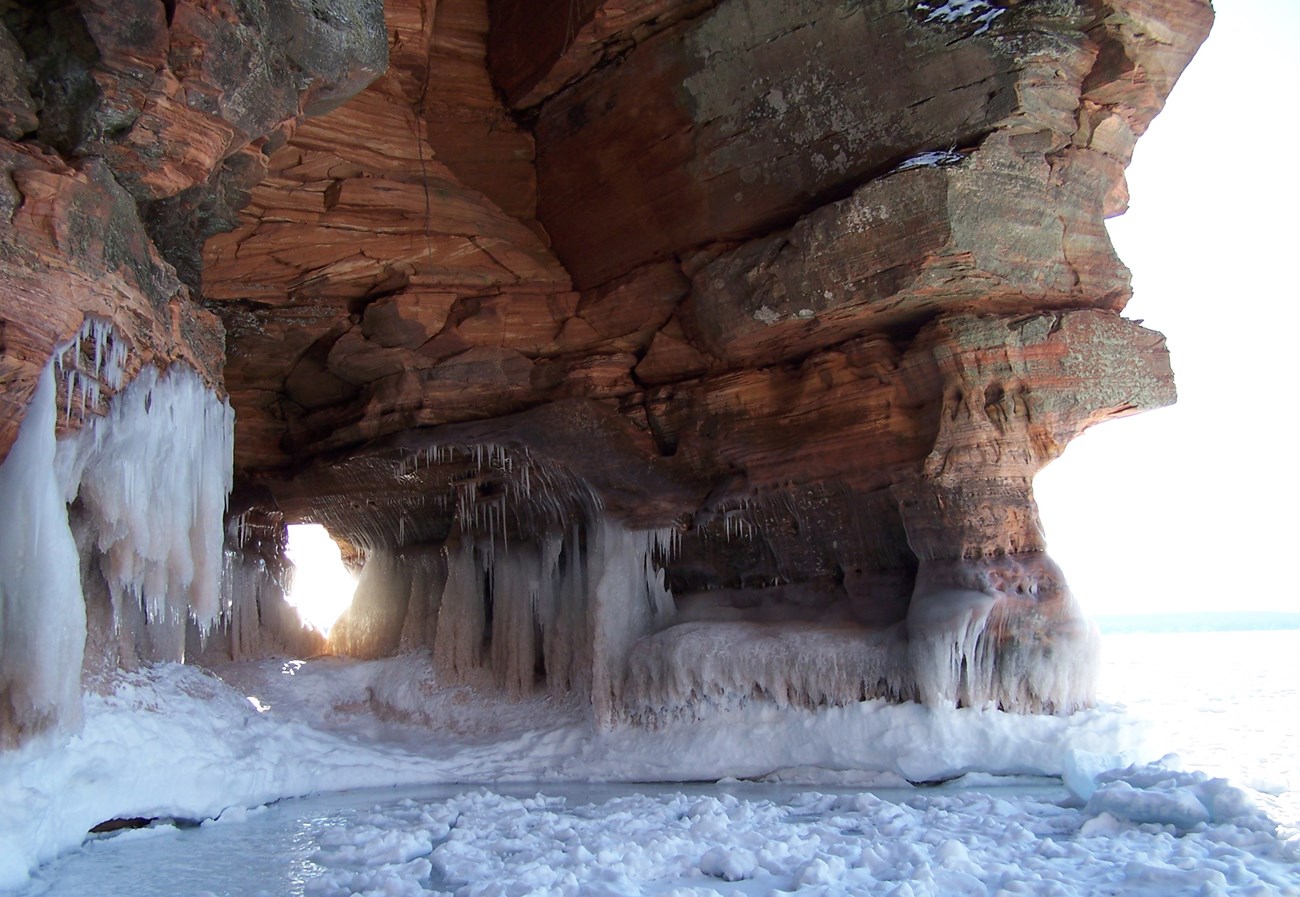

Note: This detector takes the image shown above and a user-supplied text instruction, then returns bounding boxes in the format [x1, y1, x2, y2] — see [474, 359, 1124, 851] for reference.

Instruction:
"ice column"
[589, 520, 676, 725]
[0, 366, 87, 745]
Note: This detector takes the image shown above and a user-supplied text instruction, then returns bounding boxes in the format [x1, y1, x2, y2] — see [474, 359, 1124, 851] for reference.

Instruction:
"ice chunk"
[1063, 748, 1130, 802]
[700, 846, 757, 882]
[1083, 762, 1276, 833]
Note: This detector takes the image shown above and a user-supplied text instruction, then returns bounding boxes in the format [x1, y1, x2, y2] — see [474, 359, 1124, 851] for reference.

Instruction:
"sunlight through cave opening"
[284, 524, 358, 636]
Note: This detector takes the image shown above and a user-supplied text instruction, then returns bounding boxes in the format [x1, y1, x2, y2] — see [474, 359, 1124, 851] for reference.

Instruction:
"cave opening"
[283, 523, 359, 637]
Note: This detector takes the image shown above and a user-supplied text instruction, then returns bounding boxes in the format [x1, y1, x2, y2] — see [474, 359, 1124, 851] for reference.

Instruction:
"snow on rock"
[893, 149, 966, 172]
[915, 0, 1006, 33]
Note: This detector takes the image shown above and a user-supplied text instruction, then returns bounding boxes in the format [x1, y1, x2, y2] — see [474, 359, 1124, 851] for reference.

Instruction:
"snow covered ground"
[4, 629, 1300, 895]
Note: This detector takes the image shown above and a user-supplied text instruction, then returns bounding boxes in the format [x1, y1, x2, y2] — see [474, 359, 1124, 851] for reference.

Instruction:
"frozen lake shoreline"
[12, 768, 1297, 897]
[3, 628, 1299, 895]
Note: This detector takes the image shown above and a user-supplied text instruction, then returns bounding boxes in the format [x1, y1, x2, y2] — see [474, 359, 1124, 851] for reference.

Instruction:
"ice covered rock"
[0, 351, 234, 744]
[0, 366, 86, 745]
[1, 0, 1215, 731]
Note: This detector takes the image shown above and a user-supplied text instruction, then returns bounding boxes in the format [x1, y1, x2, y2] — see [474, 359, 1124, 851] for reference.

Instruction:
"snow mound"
[0, 663, 453, 890]
[1084, 761, 1279, 833]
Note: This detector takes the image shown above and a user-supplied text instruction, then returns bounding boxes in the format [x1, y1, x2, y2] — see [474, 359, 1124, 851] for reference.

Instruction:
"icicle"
[55, 364, 235, 650]
[63, 367, 74, 424]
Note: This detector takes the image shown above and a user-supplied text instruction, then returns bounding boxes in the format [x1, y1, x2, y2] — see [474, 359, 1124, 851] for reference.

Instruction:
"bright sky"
[1034, 0, 1300, 616]
[284, 523, 358, 634]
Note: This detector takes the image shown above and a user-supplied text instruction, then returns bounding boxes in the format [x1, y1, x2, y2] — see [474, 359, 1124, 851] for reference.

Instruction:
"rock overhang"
[0, 0, 1213, 729]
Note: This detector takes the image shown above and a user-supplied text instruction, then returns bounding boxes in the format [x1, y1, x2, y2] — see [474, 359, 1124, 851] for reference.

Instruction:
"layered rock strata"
[0, 0, 385, 743]
[0, 0, 1212, 742]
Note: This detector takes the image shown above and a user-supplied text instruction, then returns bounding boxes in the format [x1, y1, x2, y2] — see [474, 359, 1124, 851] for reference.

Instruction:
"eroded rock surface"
[1, 0, 387, 458]
[0, 0, 1213, 732]
[0, 0, 384, 742]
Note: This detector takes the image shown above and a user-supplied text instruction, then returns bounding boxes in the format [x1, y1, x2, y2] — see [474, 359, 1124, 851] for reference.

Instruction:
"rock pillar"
[893, 311, 1175, 711]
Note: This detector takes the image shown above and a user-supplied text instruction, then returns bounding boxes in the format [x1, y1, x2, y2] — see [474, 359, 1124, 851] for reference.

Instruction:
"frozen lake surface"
[1098, 629, 1300, 828]
[6, 629, 1300, 896]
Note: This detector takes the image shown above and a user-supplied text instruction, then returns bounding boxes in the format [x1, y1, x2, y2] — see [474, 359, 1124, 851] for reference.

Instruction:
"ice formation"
[57, 363, 234, 660]
[622, 621, 906, 722]
[0, 320, 235, 742]
[327, 439, 1102, 723]
[331, 502, 678, 721]
[0, 365, 87, 744]
[906, 556, 1100, 713]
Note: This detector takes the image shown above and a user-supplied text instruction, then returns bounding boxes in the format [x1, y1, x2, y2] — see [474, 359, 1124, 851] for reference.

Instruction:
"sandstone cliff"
[0, 0, 1212, 740]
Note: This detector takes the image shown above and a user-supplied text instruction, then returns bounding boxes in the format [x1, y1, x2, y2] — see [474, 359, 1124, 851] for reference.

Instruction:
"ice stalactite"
[220, 548, 289, 661]
[0, 365, 87, 746]
[56, 363, 234, 662]
[1, 317, 236, 745]
[53, 317, 130, 425]
[333, 504, 679, 713]
[401, 524, 595, 696]
[904, 555, 1099, 713]
[621, 621, 906, 723]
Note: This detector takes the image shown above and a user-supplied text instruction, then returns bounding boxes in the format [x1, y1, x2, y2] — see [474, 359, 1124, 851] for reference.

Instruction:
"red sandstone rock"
[0, 0, 1214, 717]
[0, 0, 388, 462]
[0, 142, 223, 455]
[487, 0, 719, 109]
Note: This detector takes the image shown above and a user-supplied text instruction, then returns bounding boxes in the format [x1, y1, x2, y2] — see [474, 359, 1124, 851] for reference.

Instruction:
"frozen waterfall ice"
[0, 324, 234, 745]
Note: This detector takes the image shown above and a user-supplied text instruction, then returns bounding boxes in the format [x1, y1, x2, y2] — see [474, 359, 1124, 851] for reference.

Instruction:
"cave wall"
[0, 0, 385, 745]
[0, 0, 1213, 741]
[243, 0, 1207, 717]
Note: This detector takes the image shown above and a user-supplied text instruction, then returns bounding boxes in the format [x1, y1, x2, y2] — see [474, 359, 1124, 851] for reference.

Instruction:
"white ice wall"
[56, 363, 234, 654]
[0, 365, 87, 744]
[0, 322, 234, 745]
